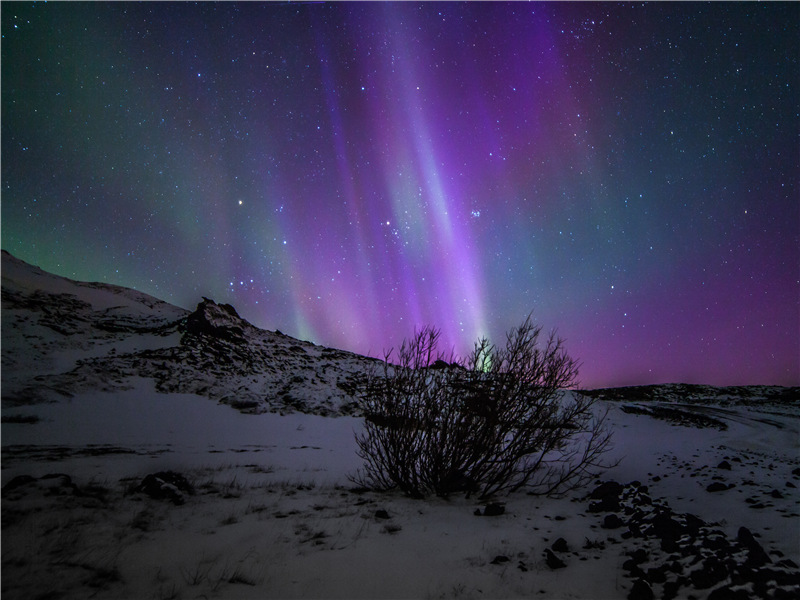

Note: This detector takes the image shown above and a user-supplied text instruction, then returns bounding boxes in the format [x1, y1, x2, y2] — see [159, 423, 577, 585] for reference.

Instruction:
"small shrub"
[353, 315, 613, 499]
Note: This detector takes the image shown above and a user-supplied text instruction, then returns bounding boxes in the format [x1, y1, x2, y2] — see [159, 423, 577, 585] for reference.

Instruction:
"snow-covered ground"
[2, 251, 799, 599]
[3, 379, 799, 600]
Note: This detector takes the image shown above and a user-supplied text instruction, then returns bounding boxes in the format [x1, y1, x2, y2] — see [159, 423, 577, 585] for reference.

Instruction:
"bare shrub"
[353, 315, 614, 499]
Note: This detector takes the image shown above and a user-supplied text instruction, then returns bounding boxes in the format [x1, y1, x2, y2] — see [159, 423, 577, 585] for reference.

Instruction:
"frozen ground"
[2, 378, 799, 600]
[2, 251, 799, 599]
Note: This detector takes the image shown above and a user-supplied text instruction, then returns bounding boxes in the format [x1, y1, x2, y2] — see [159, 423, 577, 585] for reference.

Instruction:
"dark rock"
[737, 527, 762, 549]
[684, 513, 706, 533]
[717, 460, 732, 470]
[134, 471, 193, 505]
[544, 549, 566, 569]
[707, 586, 750, 600]
[668, 560, 684, 574]
[2, 474, 37, 495]
[646, 566, 668, 584]
[662, 580, 683, 600]
[690, 556, 729, 589]
[590, 481, 624, 501]
[583, 538, 605, 550]
[602, 514, 625, 529]
[429, 359, 453, 370]
[589, 496, 621, 513]
[628, 578, 654, 600]
[184, 298, 246, 342]
[787, 481, 796, 488]
[706, 481, 731, 492]
[792, 467, 800, 477]
[490, 555, 510, 565]
[551, 537, 569, 553]
[622, 559, 645, 578]
[627, 548, 649, 564]
[649, 511, 683, 541]
[737, 530, 772, 567]
[482, 502, 505, 517]
[374, 509, 391, 520]
[659, 537, 679, 554]
[770, 489, 784, 499]
[37, 473, 77, 495]
[755, 566, 800, 587]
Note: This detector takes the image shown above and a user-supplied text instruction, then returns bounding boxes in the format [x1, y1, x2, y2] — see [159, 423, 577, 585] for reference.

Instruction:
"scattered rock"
[628, 578, 654, 600]
[551, 537, 569, 553]
[582, 480, 800, 600]
[588, 481, 623, 513]
[374, 509, 391, 520]
[490, 555, 510, 565]
[544, 549, 566, 569]
[689, 556, 729, 589]
[717, 460, 732, 470]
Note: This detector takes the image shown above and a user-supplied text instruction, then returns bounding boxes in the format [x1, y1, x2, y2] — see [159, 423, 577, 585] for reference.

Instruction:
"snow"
[3, 381, 798, 599]
[2, 251, 799, 599]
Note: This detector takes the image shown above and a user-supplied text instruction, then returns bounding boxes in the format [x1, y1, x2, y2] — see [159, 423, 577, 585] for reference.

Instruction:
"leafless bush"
[352, 315, 614, 499]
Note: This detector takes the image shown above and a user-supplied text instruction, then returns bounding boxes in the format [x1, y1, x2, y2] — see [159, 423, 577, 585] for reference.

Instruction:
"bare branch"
[351, 318, 614, 499]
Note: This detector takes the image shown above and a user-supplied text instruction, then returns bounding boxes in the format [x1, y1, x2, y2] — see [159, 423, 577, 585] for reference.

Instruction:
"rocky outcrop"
[582, 480, 800, 599]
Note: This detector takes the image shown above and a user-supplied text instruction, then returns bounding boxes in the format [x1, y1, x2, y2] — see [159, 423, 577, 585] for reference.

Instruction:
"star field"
[2, 2, 798, 387]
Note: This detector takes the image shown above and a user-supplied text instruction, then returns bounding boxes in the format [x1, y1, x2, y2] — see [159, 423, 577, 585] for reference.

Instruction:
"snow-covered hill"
[581, 383, 799, 407]
[2, 251, 798, 600]
[1, 250, 377, 415]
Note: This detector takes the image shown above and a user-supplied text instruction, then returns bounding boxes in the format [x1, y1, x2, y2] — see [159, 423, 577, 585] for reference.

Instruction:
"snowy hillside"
[2, 251, 799, 599]
[582, 383, 799, 408]
[2, 250, 378, 415]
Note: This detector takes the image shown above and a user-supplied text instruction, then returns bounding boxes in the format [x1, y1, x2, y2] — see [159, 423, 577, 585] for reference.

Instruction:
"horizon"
[2, 248, 796, 390]
[2, 3, 798, 388]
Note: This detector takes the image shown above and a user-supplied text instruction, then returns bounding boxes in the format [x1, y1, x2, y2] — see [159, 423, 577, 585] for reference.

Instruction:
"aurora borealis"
[2, 2, 798, 387]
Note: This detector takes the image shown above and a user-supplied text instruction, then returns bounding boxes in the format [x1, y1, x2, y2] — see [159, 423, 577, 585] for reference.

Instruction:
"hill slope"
[1, 251, 377, 415]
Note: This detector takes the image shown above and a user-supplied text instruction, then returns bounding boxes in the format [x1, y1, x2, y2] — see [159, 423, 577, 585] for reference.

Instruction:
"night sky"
[2, 2, 798, 388]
